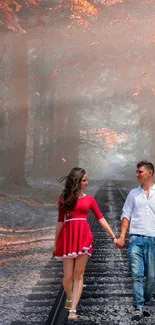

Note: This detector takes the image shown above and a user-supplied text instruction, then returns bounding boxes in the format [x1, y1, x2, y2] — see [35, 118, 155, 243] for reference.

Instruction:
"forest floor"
[0, 179, 62, 247]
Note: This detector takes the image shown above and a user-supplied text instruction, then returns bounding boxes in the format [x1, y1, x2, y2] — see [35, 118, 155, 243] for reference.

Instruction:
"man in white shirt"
[117, 160, 155, 321]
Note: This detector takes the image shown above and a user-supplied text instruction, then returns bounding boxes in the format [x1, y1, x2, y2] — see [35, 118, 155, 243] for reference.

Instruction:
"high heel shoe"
[65, 299, 72, 310]
[68, 309, 78, 320]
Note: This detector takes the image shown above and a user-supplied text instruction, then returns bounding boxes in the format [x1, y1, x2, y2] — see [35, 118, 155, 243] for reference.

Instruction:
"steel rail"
[114, 182, 126, 201]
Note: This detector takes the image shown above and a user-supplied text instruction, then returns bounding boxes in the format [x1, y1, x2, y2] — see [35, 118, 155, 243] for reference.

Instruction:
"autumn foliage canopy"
[0, 0, 41, 32]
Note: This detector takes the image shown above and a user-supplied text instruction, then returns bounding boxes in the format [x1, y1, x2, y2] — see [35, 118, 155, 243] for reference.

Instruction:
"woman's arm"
[98, 218, 117, 243]
[53, 222, 64, 252]
[52, 196, 65, 254]
[90, 197, 117, 242]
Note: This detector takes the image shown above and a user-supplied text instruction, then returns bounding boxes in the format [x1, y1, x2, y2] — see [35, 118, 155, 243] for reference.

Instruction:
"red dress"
[53, 195, 104, 260]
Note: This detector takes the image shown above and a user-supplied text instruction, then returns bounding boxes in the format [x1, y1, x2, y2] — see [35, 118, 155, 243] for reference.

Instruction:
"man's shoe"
[143, 308, 150, 317]
[131, 309, 143, 321]
[145, 300, 153, 306]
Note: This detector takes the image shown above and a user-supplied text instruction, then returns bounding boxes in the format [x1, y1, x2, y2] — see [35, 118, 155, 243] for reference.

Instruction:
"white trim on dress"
[54, 245, 92, 260]
[65, 218, 86, 222]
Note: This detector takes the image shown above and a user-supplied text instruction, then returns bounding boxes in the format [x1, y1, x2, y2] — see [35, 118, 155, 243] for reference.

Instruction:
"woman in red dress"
[53, 167, 118, 320]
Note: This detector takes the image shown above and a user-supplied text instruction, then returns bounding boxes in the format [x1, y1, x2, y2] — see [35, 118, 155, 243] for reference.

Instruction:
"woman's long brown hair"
[59, 167, 86, 213]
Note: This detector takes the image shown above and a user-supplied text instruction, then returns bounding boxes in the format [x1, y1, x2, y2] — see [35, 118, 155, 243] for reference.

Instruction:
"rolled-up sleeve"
[121, 191, 134, 221]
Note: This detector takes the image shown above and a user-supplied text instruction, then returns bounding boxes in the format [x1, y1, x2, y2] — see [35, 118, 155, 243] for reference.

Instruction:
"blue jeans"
[128, 235, 155, 309]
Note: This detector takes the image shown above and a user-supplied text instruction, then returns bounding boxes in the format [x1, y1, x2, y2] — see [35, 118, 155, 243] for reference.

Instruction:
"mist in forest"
[1, 0, 155, 184]
[1, 3, 155, 322]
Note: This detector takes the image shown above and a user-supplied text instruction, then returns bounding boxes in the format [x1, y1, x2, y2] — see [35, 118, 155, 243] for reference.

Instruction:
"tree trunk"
[4, 34, 28, 185]
[51, 105, 79, 177]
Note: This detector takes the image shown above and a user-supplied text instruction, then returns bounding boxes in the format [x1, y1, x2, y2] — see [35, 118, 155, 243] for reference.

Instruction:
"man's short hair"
[137, 160, 154, 175]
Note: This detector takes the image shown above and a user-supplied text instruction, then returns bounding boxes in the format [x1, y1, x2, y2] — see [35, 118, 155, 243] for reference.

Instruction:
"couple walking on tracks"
[53, 160, 155, 322]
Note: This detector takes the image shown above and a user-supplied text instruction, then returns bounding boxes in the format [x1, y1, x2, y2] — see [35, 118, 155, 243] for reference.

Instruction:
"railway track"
[46, 181, 132, 325]
[10, 181, 155, 325]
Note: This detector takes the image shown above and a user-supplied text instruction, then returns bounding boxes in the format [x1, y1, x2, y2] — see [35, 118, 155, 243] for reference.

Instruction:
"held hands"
[113, 238, 118, 246]
[114, 236, 125, 249]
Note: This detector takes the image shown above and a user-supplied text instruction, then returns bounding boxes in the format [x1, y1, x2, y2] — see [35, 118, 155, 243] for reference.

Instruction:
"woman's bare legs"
[71, 254, 88, 311]
[63, 258, 74, 300]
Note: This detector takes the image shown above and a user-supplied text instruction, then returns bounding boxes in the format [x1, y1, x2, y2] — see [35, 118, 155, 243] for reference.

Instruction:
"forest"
[0, 0, 81, 185]
[1, 0, 155, 185]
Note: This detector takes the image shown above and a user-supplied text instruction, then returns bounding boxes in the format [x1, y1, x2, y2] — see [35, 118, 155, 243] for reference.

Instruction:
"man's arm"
[116, 217, 129, 249]
[116, 190, 134, 249]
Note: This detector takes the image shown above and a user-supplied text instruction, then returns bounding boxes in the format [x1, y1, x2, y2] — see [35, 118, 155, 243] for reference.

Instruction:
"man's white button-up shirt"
[121, 184, 155, 236]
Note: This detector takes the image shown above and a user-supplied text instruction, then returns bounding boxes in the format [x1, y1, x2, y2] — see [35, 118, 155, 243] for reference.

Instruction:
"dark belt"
[131, 234, 144, 237]
[131, 234, 154, 238]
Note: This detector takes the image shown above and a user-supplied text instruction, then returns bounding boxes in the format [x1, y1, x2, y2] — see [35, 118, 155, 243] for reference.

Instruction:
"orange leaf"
[132, 92, 139, 96]
[141, 71, 147, 76]
[61, 158, 66, 162]
[151, 88, 155, 94]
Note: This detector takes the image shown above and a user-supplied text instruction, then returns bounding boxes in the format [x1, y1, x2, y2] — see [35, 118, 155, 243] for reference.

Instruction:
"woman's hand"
[115, 236, 125, 249]
[113, 238, 118, 246]
[113, 237, 125, 249]
[52, 245, 56, 258]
